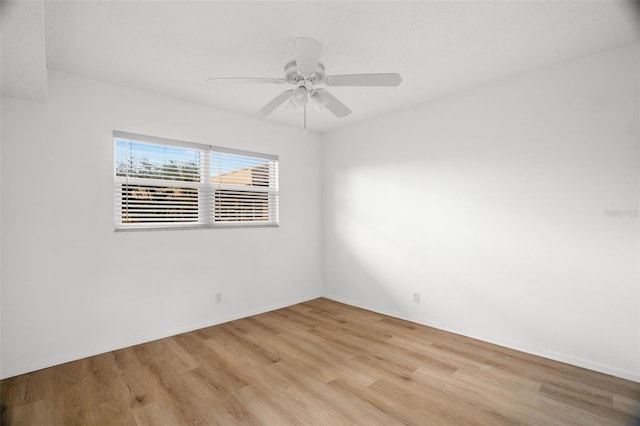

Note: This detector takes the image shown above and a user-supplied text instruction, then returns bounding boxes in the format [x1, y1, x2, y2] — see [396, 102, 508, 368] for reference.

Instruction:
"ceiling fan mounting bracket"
[284, 61, 325, 85]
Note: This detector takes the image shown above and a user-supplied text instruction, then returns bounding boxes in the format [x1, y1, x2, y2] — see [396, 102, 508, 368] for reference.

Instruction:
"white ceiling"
[3, 1, 639, 133]
[1, 1, 48, 102]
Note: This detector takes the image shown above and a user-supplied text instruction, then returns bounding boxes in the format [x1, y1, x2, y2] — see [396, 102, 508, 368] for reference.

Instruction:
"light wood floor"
[1, 298, 639, 425]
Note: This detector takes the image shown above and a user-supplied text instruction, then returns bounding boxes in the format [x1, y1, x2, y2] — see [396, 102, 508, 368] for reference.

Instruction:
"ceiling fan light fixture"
[291, 86, 309, 107]
[310, 90, 329, 111]
[285, 98, 297, 110]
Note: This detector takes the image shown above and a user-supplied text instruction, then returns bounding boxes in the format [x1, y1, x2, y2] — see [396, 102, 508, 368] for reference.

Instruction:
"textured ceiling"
[1, 1, 48, 102]
[4, 1, 640, 133]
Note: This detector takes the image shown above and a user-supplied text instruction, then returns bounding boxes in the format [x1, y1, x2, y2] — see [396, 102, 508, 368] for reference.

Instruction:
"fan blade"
[257, 90, 294, 116]
[323, 73, 402, 87]
[295, 37, 323, 74]
[207, 77, 287, 84]
[316, 89, 351, 118]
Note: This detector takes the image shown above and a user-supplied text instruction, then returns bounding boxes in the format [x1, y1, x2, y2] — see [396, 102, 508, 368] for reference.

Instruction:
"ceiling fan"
[207, 37, 402, 120]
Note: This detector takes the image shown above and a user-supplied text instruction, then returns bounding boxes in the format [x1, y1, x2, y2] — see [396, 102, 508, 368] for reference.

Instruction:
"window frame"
[113, 131, 279, 231]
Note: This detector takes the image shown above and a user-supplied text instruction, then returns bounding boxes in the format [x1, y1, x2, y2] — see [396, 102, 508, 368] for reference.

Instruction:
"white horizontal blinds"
[211, 152, 279, 224]
[115, 139, 203, 227]
[114, 132, 279, 230]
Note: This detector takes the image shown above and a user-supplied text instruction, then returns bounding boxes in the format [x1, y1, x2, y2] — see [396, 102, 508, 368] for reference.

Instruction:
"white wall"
[1, 71, 323, 378]
[322, 43, 640, 381]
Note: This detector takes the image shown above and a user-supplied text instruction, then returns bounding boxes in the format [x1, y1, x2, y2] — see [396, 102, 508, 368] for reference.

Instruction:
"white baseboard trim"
[323, 294, 640, 383]
[1, 293, 321, 380]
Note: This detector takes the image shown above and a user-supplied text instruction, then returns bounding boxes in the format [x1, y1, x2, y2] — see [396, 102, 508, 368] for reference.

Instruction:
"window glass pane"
[115, 139, 201, 182]
[210, 152, 271, 188]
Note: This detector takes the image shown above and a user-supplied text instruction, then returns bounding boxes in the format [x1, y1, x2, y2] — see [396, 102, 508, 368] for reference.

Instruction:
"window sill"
[114, 223, 280, 232]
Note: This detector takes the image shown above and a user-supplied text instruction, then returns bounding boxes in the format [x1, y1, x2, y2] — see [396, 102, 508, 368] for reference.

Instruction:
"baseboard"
[1, 293, 321, 380]
[323, 294, 640, 383]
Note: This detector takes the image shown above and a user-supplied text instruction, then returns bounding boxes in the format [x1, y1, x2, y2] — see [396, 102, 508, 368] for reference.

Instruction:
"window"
[114, 131, 278, 230]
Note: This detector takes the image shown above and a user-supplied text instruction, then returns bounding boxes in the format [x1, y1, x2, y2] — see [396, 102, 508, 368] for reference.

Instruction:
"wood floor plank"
[229, 359, 318, 424]
[330, 376, 451, 425]
[534, 393, 621, 425]
[539, 381, 629, 423]
[207, 390, 261, 425]
[184, 359, 261, 425]
[10, 398, 54, 426]
[250, 311, 311, 336]
[412, 366, 559, 425]
[84, 353, 138, 426]
[246, 331, 359, 385]
[217, 325, 281, 365]
[232, 385, 297, 426]
[2, 297, 639, 425]
[371, 376, 519, 426]
[111, 347, 159, 410]
[131, 401, 181, 426]
[142, 359, 215, 425]
[613, 393, 640, 417]
[1, 374, 28, 425]
[270, 360, 401, 425]
[52, 359, 101, 426]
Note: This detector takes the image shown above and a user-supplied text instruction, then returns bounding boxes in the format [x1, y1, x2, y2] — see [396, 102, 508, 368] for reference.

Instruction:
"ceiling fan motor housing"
[284, 61, 325, 85]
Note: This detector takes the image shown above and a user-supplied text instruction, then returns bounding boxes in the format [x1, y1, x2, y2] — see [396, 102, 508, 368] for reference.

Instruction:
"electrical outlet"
[215, 293, 222, 304]
[413, 292, 420, 303]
